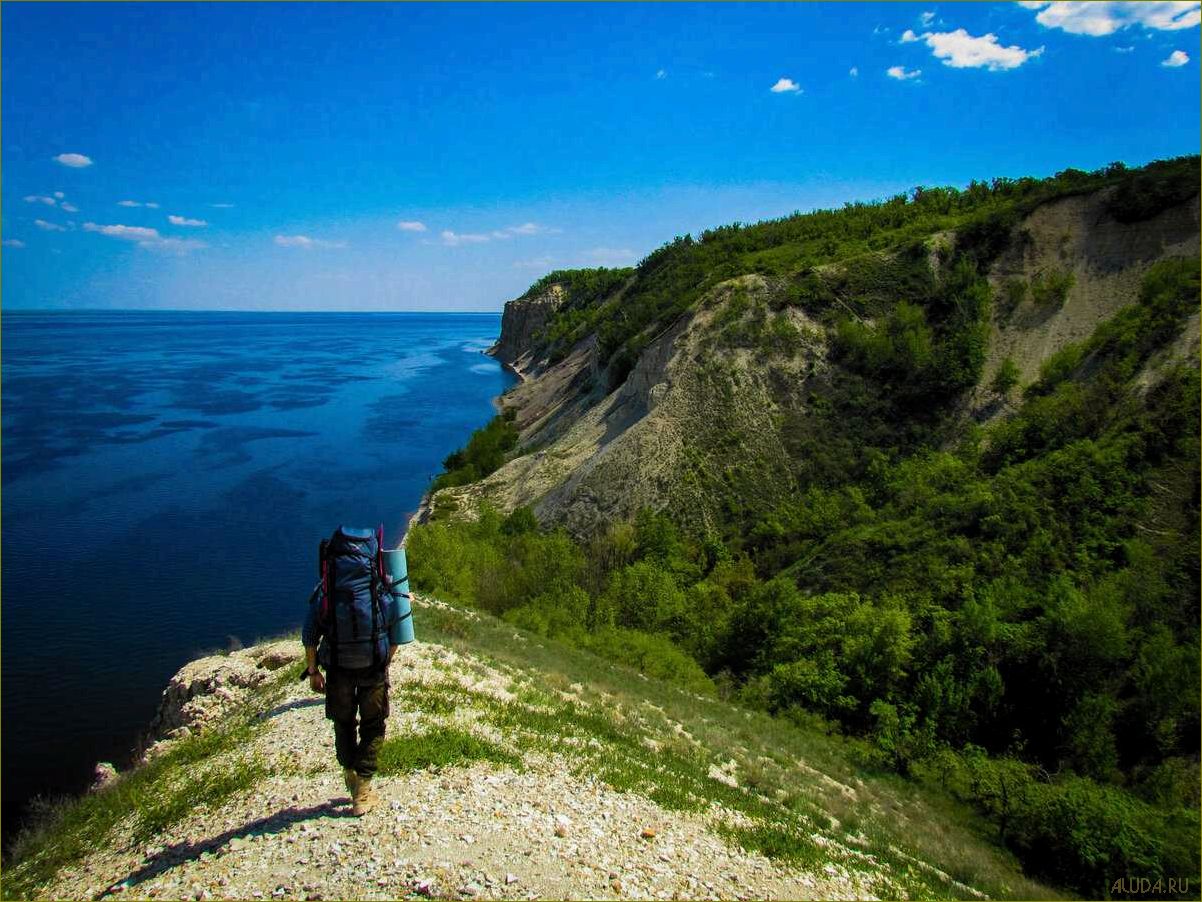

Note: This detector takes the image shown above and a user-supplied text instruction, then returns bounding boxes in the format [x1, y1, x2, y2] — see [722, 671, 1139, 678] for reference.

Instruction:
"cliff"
[407, 159, 1200, 899]
[488, 284, 566, 378]
[2, 597, 1050, 900]
[436, 173, 1200, 537]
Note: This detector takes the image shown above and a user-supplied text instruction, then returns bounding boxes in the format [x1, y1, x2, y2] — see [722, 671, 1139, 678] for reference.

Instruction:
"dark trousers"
[325, 665, 389, 778]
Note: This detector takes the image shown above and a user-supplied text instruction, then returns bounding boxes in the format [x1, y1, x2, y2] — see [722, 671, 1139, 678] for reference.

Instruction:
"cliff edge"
[5, 596, 1046, 901]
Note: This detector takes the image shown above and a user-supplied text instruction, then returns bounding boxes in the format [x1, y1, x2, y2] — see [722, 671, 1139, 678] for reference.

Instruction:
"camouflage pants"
[325, 665, 389, 778]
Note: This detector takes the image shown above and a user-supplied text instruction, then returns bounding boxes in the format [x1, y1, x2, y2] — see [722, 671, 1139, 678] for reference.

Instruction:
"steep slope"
[5, 599, 1057, 901]
[973, 186, 1200, 419]
[417, 157, 1201, 900]
[450, 180, 1199, 536]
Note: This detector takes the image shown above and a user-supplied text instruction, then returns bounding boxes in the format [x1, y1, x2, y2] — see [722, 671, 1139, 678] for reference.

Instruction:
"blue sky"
[2, 1, 1198, 311]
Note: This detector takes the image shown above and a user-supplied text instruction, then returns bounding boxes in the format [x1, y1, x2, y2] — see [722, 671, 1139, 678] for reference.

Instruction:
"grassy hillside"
[418, 156, 1201, 898]
[520, 156, 1198, 389]
[3, 601, 1062, 901]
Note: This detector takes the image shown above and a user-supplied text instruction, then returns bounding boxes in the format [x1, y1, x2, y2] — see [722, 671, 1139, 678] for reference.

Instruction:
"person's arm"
[305, 645, 325, 692]
[302, 597, 326, 693]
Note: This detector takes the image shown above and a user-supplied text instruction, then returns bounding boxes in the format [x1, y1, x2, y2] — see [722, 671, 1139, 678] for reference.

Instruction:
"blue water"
[1, 310, 513, 831]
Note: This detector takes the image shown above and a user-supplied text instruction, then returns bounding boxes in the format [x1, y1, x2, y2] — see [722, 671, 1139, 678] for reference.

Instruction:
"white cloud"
[887, 65, 923, 79]
[439, 222, 558, 246]
[769, 77, 802, 93]
[656, 68, 667, 79]
[513, 256, 555, 270]
[849, 66, 860, 76]
[145, 202, 160, 209]
[506, 222, 555, 236]
[901, 28, 921, 42]
[1019, 1, 1200, 36]
[54, 153, 93, 168]
[1162, 48, 1191, 65]
[84, 222, 160, 241]
[1115, 44, 1136, 51]
[81, 221, 202, 252]
[60, 203, 79, 213]
[920, 10, 937, 26]
[24, 195, 57, 206]
[142, 237, 207, 254]
[117, 200, 141, 207]
[209, 203, 235, 209]
[35, 219, 66, 232]
[440, 229, 491, 246]
[274, 234, 346, 249]
[396, 220, 428, 232]
[918, 28, 1044, 70]
[53, 191, 65, 199]
[168, 214, 208, 227]
[3, 239, 27, 248]
[582, 247, 637, 267]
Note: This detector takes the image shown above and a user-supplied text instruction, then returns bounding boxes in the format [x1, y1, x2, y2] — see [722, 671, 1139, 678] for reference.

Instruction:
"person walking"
[302, 526, 403, 816]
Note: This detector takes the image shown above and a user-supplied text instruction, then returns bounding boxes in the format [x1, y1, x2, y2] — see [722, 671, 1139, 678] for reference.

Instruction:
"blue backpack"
[317, 526, 391, 670]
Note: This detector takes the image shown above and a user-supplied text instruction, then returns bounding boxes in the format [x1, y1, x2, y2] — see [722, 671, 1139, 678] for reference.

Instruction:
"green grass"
[410, 596, 1063, 900]
[2, 667, 292, 900]
[375, 726, 521, 775]
[716, 822, 822, 865]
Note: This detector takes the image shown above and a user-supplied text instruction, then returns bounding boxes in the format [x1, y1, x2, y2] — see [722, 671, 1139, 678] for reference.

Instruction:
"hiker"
[302, 526, 405, 816]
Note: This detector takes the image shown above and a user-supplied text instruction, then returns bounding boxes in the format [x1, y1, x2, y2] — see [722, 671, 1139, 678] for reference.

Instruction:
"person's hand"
[309, 669, 325, 693]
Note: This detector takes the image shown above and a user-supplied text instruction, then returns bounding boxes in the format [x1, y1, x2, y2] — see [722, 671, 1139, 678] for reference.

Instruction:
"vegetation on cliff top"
[520, 155, 1197, 387]
[421, 155, 1201, 898]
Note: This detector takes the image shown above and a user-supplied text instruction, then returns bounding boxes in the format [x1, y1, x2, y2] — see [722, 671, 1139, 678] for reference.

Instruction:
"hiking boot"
[342, 767, 359, 798]
[351, 776, 377, 816]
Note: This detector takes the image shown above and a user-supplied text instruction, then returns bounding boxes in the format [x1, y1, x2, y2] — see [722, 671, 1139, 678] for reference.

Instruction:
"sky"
[2, 1, 1199, 312]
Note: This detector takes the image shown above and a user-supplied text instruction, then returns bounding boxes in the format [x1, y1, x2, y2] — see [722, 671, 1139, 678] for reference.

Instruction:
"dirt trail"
[60, 638, 882, 902]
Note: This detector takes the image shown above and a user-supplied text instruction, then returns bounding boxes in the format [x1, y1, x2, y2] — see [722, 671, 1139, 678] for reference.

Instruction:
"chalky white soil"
[48, 635, 891, 901]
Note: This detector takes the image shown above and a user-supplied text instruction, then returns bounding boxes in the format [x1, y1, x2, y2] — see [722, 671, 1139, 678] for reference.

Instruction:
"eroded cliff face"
[446, 275, 829, 535]
[445, 190, 1200, 537]
[488, 284, 566, 376]
[973, 187, 1201, 420]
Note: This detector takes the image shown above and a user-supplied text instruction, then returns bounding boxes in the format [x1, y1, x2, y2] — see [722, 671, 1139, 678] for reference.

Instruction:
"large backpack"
[317, 526, 390, 670]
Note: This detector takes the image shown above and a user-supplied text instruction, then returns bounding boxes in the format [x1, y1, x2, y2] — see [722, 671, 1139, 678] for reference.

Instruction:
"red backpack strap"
[376, 524, 387, 580]
[318, 538, 332, 623]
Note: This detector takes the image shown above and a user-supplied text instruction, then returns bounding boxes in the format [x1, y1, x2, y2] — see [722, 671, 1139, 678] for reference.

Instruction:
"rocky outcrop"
[33, 612, 1015, 901]
[488, 284, 565, 376]
[441, 276, 827, 536]
[443, 189, 1200, 537]
[145, 641, 300, 752]
[973, 188, 1201, 419]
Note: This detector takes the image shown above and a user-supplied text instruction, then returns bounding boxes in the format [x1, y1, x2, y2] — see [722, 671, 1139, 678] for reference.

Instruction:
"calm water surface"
[1, 310, 512, 833]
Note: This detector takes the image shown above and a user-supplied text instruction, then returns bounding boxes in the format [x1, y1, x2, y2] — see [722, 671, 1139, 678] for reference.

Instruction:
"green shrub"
[1105, 156, 1201, 223]
[990, 357, 1020, 397]
[432, 410, 519, 491]
[1029, 269, 1075, 308]
[578, 627, 716, 696]
[997, 277, 1027, 315]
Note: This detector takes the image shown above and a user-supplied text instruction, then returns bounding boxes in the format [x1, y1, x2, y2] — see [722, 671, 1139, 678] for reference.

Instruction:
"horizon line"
[1, 307, 506, 315]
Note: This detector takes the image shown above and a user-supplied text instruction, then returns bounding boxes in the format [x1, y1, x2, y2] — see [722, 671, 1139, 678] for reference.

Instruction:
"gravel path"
[48, 638, 885, 901]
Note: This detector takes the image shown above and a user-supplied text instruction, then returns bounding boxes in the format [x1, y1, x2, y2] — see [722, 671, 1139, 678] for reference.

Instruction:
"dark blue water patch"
[171, 388, 266, 417]
[160, 419, 220, 429]
[0, 310, 512, 840]
[266, 395, 334, 412]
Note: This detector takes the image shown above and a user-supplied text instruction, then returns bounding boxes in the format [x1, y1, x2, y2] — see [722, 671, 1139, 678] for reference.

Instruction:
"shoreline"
[484, 342, 530, 385]
[402, 344, 522, 545]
